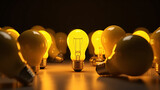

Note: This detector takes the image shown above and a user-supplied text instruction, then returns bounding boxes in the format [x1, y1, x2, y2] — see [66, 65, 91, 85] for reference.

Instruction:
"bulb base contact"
[15, 65, 35, 85]
[72, 61, 84, 72]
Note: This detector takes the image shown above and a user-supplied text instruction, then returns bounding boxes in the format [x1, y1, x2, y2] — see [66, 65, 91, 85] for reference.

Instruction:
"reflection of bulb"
[18, 30, 47, 73]
[91, 30, 105, 65]
[55, 32, 67, 55]
[101, 25, 126, 59]
[150, 29, 160, 74]
[133, 30, 150, 42]
[0, 31, 35, 85]
[67, 29, 89, 72]
[96, 35, 153, 76]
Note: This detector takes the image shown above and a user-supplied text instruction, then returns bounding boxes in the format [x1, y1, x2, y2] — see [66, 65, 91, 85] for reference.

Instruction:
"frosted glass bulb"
[0, 31, 35, 85]
[18, 30, 47, 73]
[101, 25, 126, 59]
[67, 29, 89, 72]
[96, 35, 153, 76]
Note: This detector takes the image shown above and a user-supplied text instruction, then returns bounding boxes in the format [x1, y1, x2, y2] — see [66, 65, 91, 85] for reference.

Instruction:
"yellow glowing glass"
[67, 29, 89, 71]
[91, 30, 105, 55]
[133, 30, 150, 42]
[6, 29, 20, 40]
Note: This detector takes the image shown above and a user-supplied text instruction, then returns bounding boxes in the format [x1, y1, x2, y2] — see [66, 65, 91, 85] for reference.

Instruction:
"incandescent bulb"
[67, 29, 89, 72]
[134, 27, 149, 34]
[96, 35, 153, 76]
[91, 30, 105, 65]
[55, 32, 67, 55]
[0, 31, 35, 85]
[88, 31, 95, 56]
[150, 28, 160, 74]
[18, 30, 47, 73]
[133, 30, 150, 42]
[101, 25, 126, 59]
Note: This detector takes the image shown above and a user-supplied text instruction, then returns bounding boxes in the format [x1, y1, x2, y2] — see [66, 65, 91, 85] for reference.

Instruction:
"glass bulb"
[91, 30, 105, 65]
[101, 25, 126, 59]
[133, 30, 150, 42]
[134, 27, 149, 34]
[18, 30, 47, 73]
[0, 31, 35, 85]
[96, 35, 153, 76]
[67, 29, 89, 72]
[31, 25, 45, 30]
[88, 31, 95, 56]
[55, 32, 67, 55]
[45, 28, 56, 37]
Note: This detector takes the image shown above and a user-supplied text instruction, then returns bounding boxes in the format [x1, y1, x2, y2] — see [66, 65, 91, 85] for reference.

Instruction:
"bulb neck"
[55, 53, 64, 63]
[31, 65, 40, 74]
[15, 65, 35, 85]
[96, 61, 110, 75]
[72, 60, 84, 72]
[40, 58, 47, 69]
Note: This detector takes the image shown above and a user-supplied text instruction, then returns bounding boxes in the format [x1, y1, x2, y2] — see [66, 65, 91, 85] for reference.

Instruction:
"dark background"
[0, 0, 160, 34]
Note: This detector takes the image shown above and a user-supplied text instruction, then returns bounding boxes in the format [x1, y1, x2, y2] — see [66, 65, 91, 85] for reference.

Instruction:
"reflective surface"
[0, 61, 160, 90]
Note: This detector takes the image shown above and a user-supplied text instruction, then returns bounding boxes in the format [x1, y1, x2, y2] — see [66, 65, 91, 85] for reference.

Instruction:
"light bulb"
[133, 30, 150, 42]
[91, 30, 105, 65]
[67, 29, 89, 72]
[134, 27, 149, 34]
[46, 28, 56, 37]
[96, 35, 153, 76]
[0, 31, 35, 85]
[2, 26, 14, 30]
[150, 28, 160, 74]
[31, 25, 45, 30]
[55, 32, 67, 55]
[4, 29, 20, 40]
[101, 25, 126, 59]
[18, 30, 47, 73]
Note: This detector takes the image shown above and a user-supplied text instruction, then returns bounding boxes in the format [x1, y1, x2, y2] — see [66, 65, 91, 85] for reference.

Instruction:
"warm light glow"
[67, 29, 89, 61]
[88, 32, 95, 55]
[108, 45, 116, 60]
[133, 30, 150, 42]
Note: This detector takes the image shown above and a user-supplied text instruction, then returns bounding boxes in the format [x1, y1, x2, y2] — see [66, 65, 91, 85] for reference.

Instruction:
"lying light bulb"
[133, 30, 150, 42]
[18, 30, 47, 73]
[67, 29, 89, 72]
[55, 32, 67, 55]
[0, 31, 35, 85]
[96, 35, 153, 76]
[91, 30, 105, 65]
[150, 28, 160, 74]
[101, 25, 126, 59]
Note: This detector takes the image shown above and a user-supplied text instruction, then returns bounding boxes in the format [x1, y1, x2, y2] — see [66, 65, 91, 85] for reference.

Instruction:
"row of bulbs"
[0, 25, 159, 85]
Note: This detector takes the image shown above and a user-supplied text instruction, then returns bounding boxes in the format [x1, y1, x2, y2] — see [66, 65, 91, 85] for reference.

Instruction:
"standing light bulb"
[67, 29, 89, 72]
[134, 27, 150, 34]
[0, 31, 35, 85]
[101, 25, 126, 59]
[55, 32, 67, 55]
[18, 30, 47, 73]
[150, 29, 160, 73]
[96, 35, 153, 76]
[133, 30, 150, 42]
[91, 30, 105, 65]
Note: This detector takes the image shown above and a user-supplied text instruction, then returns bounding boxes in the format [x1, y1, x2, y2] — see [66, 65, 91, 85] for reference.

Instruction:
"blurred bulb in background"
[101, 25, 126, 59]
[96, 35, 153, 76]
[18, 30, 47, 73]
[150, 28, 160, 73]
[133, 30, 150, 42]
[46, 28, 56, 37]
[1, 26, 14, 30]
[67, 29, 89, 72]
[134, 27, 150, 34]
[31, 25, 45, 30]
[0, 31, 35, 85]
[91, 30, 105, 66]
[55, 32, 67, 56]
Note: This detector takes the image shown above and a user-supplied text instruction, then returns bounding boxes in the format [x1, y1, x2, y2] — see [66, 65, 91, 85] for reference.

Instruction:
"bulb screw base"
[55, 53, 64, 63]
[15, 65, 35, 85]
[72, 61, 84, 72]
[96, 62, 110, 75]
[40, 58, 47, 69]
[31, 65, 40, 74]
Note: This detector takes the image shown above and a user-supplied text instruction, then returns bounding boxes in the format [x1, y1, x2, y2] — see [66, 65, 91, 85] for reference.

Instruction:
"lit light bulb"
[91, 30, 105, 65]
[67, 29, 89, 72]
[18, 30, 47, 73]
[96, 35, 153, 76]
[134, 27, 149, 34]
[0, 31, 35, 85]
[150, 29, 160, 73]
[133, 30, 150, 42]
[4, 29, 20, 40]
[101, 25, 126, 59]
[55, 32, 67, 55]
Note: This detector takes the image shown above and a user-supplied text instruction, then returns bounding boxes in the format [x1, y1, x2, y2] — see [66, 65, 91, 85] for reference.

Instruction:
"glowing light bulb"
[150, 29, 160, 74]
[55, 32, 67, 55]
[101, 25, 126, 59]
[91, 30, 105, 65]
[96, 35, 153, 76]
[0, 31, 35, 85]
[18, 30, 47, 73]
[133, 30, 150, 42]
[67, 29, 89, 72]
[134, 27, 150, 34]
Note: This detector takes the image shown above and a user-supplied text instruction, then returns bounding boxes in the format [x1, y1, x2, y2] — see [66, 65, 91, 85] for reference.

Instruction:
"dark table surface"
[0, 61, 160, 90]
